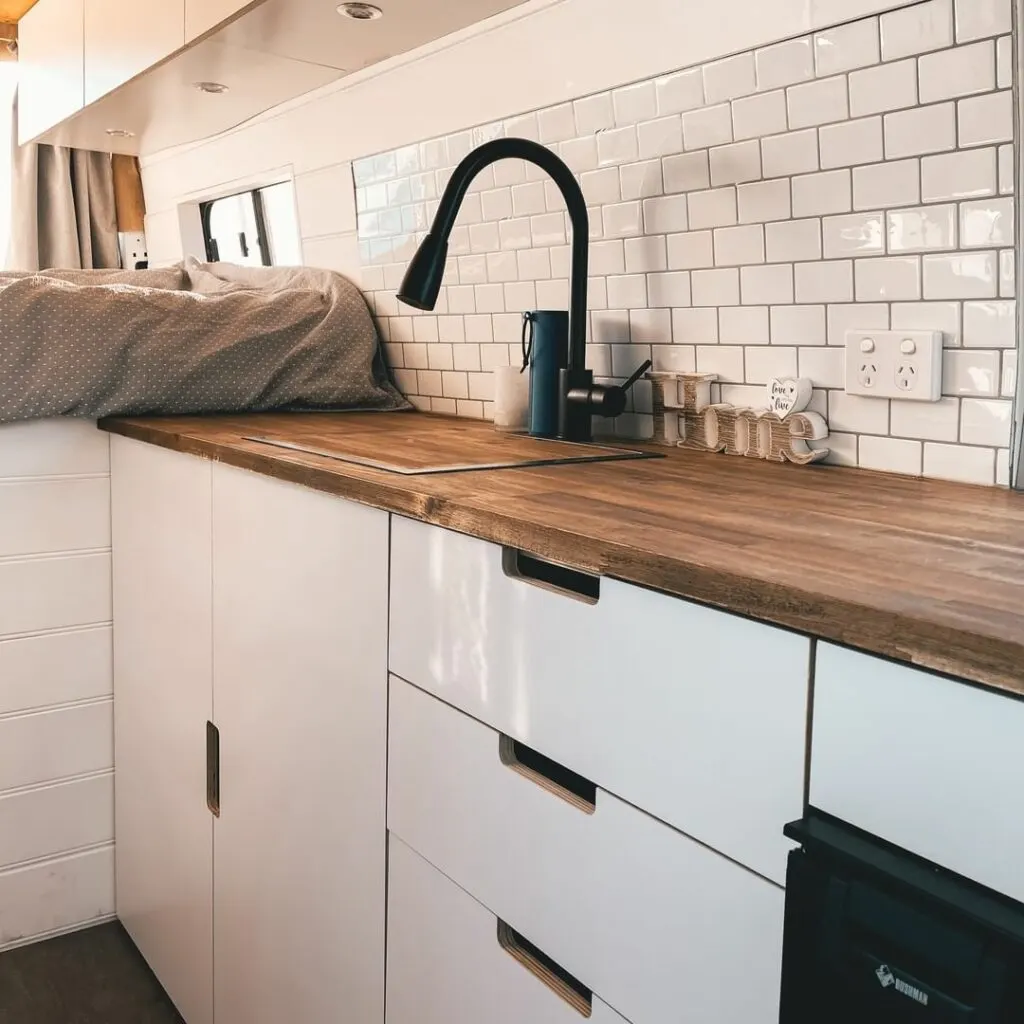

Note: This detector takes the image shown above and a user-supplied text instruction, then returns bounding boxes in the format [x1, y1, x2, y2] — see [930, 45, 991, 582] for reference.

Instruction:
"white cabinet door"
[212, 464, 389, 1024]
[17, 0, 85, 144]
[84, 0, 185, 104]
[111, 437, 214, 1024]
[186, 0, 251, 42]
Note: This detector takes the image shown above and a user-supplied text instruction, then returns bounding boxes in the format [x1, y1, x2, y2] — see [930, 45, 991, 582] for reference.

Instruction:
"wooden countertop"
[100, 411, 1024, 698]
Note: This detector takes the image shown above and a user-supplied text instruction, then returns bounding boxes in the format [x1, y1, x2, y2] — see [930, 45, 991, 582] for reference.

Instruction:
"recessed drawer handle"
[497, 921, 593, 1018]
[499, 735, 596, 814]
[501, 548, 600, 604]
[206, 721, 220, 818]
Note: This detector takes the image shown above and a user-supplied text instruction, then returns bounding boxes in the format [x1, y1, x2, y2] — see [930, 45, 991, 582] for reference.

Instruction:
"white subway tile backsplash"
[924, 251, 999, 298]
[814, 18, 880, 76]
[884, 102, 956, 159]
[720, 306, 770, 345]
[798, 343, 845, 386]
[709, 140, 762, 186]
[774, 304, 828, 345]
[787, 76, 849, 130]
[853, 159, 921, 210]
[849, 59, 918, 118]
[921, 147, 997, 201]
[713, 224, 765, 266]
[963, 299, 1016, 347]
[881, 0, 954, 61]
[761, 128, 820, 178]
[755, 37, 814, 91]
[954, 0, 1012, 43]
[891, 301, 962, 345]
[613, 81, 657, 127]
[637, 116, 684, 159]
[923, 442, 996, 483]
[358, 16, 1017, 485]
[823, 211, 885, 257]
[732, 90, 788, 142]
[655, 69, 705, 115]
[682, 103, 734, 151]
[688, 187, 738, 230]
[703, 53, 757, 104]
[792, 169, 852, 217]
[943, 349, 1001, 395]
[663, 151, 711, 193]
[960, 197, 1014, 248]
[668, 230, 714, 269]
[958, 91, 1013, 148]
[887, 204, 958, 253]
[796, 260, 854, 302]
[859, 435, 923, 474]
[742, 264, 794, 305]
[673, 307, 719, 344]
[737, 179, 792, 224]
[766, 218, 822, 262]
[819, 117, 884, 169]
[692, 267, 740, 306]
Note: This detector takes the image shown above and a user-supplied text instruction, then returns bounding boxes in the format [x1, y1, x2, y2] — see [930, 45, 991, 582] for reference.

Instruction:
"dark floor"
[0, 922, 183, 1024]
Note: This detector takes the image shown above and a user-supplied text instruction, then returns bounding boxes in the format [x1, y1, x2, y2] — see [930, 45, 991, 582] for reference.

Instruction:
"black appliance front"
[780, 811, 1024, 1022]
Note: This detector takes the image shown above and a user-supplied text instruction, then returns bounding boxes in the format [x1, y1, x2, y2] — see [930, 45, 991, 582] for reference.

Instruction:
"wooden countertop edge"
[100, 418, 1024, 699]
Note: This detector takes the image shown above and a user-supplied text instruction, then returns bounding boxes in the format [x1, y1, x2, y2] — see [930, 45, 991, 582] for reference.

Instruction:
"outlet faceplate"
[117, 232, 148, 270]
[844, 330, 943, 402]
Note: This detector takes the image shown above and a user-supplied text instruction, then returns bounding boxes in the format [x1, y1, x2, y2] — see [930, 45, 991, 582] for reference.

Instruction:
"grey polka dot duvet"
[0, 259, 410, 423]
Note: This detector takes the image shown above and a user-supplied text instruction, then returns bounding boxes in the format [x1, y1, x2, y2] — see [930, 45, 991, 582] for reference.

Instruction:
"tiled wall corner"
[353, 0, 1017, 486]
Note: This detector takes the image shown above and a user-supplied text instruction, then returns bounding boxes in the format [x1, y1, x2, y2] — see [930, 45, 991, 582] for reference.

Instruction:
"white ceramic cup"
[493, 365, 530, 432]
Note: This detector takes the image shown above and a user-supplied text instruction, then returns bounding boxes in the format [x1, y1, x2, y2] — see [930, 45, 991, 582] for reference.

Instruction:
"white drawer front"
[387, 836, 630, 1024]
[388, 677, 785, 1024]
[811, 644, 1024, 903]
[388, 516, 809, 883]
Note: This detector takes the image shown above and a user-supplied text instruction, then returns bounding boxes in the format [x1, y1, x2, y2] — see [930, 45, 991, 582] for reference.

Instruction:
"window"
[200, 181, 302, 267]
[0, 64, 17, 267]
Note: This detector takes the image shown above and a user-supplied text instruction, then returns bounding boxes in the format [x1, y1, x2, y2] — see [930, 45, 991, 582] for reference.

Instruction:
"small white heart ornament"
[766, 377, 813, 419]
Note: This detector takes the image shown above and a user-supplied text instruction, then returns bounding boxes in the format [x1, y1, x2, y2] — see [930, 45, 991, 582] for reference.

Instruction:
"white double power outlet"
[844, 330, 943, 402]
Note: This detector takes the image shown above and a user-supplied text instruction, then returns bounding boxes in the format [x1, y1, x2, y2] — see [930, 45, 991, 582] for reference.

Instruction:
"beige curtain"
[7, 89, 119, 271]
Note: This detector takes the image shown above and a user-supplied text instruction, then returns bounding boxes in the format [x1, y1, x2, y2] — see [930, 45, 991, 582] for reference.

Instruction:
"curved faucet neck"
[432, 138, 589, 372]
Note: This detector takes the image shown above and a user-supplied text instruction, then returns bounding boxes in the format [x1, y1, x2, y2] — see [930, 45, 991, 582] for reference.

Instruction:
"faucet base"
[557, 368, 595, 443]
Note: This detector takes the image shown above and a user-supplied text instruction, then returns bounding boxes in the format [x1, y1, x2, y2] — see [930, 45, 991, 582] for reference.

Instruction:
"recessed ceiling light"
[105, 129, 135, 138]
[195, 81, 229, 94]
[337, 2, 383, 20]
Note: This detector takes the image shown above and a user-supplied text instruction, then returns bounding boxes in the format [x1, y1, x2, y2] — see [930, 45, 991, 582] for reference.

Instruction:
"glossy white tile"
[625, 235, 668, 273]
[891, 301, 962, 345]
[792, 169, 852, 217]
[696, 344, 744, 381]
[856, 256, 921, 300]
[558, 136, 599, 174]
[687, 187, 738, 230]
[823, 212, 885, 258]
[580, 167, 621, 206]
[918, 41, 995, 104]
[923, 251, 999, 298]
[819, 116, 884, 169]
[853, 159, 921, 210]
[999, 249, 1014, 298]
[497, 217, 532, 250]
[849, 59, 918, 118]
[858, 435, 923, 474]
[943, 349, 1001, 396]
[829, 391, 890, 433]
[963, 299, 1016, 347]
[720, 306, 770, 345]
[673, 307, 719, 344]
[655, 69, 705, 115]
[606, 274, 648, 309]
[1001, 351, 1017, 397]
[921, 148, 997, 201]
[959, 198, 1014, 248]
[713, 224, 765, 266]
[787, 76, 849, 130]
[795, 260, 854, 303]
[573, 92, 615, 135]
[745, 345, 797, 381]
[691, 267, 740, 306]
[887, 205, 957, 253]
[880, 0, 954, 61]
[998, 145, 1014, 195]
[613, 81, 657, 127]
[761, 128, 820, 178]
[620, 159, 664, 200]
[884, 103, 956, 159]
[667, 230, 714, 270]
[597, 125, 639, 167]
[755, 37, 814, 91]
[703, 52, 757, 104]
[709, 140, 762, 187]
[954, 0, 1012, 42]
[602, 201, 644, 239]
[997, 34, 1012, 88]
[797, 344, 845, 386]
[814, 18, 880, 77]
[957, 91, 1013, 148]
[923, 442, 996, 484]
[742, 264, 794, 305]
[732, 90, 788, 142]
[663, 151, 711, 193]
[537, 104, 576, 144]
[643, 194, 689, 234]
[890, 396, 960, 440]
[737, 179, 791, 224]
[637, 116, 684, 159]
[827, 302, 889, 346]
[774, 304, 828, 346]
[681, 103, 733, 151]
[765, 219, 822, 262]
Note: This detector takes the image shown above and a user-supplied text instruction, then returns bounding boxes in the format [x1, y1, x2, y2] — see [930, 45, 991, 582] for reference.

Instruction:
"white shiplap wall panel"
[0, 774, 114, 869]
[0, 627, 113, 716]
[0, 420, 114, 949]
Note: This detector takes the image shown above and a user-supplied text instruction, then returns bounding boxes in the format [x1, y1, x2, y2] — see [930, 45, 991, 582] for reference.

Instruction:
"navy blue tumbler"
[523, 311, 570, 439]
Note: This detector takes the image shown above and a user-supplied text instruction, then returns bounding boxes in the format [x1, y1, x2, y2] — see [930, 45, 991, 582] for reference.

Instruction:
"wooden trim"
[112, 155, 146, 233]
[0, 22, 16, 62]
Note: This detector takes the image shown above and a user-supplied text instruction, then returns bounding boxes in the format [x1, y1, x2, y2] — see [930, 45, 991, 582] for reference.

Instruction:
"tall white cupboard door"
[212, 464, 389, 1024]
[17, 0, 85, 144]
[111, 437, 214, 1024]
[84, 0, 185, 104]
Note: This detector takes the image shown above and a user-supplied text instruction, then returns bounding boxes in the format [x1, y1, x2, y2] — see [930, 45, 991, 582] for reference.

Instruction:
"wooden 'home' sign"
[646, 372, 830, 466]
